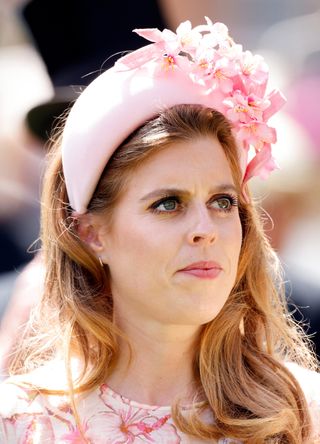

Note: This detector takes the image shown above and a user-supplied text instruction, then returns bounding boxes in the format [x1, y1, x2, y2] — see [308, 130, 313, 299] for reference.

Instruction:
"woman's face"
[93, 137, 242, 326]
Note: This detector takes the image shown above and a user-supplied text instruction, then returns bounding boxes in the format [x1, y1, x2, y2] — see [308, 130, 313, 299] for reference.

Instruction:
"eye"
[150, 196, 181, 213]
[210, 194, 238, 213]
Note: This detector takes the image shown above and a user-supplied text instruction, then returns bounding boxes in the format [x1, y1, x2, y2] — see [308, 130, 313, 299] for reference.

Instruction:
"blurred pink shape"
[288, 76, 320, 156]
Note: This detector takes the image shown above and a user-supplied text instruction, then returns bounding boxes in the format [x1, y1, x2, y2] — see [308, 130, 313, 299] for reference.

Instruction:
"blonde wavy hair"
[11, 105, 317, 443]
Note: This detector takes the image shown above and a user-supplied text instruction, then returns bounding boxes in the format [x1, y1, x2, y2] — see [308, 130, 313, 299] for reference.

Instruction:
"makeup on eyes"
[148, 193, 239, 215]
[140, 184, 238, 203]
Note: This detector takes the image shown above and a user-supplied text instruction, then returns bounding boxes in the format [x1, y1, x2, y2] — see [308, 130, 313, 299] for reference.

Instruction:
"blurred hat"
[22, 0, 166, 142]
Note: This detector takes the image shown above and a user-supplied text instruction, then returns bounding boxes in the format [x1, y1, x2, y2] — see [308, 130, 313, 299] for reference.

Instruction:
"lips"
[178, 261, 222, 279]
[180, 261, 222, 272]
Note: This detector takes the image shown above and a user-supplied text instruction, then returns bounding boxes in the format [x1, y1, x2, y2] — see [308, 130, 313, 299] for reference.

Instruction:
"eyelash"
[149, 194, 239, 215]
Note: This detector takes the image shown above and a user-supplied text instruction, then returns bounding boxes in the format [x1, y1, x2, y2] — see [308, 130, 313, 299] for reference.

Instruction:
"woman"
[0, 18, 319, 443]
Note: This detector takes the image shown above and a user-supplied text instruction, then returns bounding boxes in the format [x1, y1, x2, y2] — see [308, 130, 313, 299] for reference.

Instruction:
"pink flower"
[240, 50, 268, 81]
[84, 408, 180, 443]
[194, 16, 229, 47]
[175, 20, 202, 52]
[114, 27, 180, 71]
[238, 50, 269, 95]
[110, 17, 286, 185]
[115, 21, 200, 73]
[85, 409, 137, 443]
[191, 46, 215, 83]
[207, 57, 238, 93]
[224, 91, 270, 123]
[219, 42, 243, 60]
[95, 385, 181, 442]
[237, 121, 276, 149]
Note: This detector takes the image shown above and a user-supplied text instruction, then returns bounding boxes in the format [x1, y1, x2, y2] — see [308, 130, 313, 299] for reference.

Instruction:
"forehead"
[125, 136, 236, 194]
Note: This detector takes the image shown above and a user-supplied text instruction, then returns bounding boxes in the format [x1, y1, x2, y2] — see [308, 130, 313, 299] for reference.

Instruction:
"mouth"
[178, 261, 222, 279]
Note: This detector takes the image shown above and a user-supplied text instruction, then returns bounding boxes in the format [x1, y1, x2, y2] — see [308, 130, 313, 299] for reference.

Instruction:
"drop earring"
[98, 256, 104, 268]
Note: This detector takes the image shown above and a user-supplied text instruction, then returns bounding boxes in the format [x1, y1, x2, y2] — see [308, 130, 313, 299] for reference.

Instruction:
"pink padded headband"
[61, 18, 286, 214]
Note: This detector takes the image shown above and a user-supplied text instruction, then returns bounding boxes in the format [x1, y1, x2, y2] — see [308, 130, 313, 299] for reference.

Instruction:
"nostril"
[190, 233, 216, 244]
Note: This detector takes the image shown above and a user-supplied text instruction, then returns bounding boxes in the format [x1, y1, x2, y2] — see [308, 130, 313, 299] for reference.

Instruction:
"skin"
[81, 136, 242, 405]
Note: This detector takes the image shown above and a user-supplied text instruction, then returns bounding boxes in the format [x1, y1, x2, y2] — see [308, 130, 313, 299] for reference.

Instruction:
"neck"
[107, 316, 202, 406]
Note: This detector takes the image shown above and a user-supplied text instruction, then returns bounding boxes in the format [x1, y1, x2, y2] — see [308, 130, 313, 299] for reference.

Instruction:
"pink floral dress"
[0, 363, 319, 443]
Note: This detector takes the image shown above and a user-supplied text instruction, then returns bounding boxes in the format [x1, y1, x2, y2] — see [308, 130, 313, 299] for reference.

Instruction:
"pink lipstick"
[178, 261, 222, 279]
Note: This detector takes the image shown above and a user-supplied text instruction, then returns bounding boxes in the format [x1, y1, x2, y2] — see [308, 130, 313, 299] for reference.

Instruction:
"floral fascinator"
[62, 17, 286, 214]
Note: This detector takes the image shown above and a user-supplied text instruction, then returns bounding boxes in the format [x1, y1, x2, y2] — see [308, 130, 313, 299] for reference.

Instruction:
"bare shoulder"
[285, 362, 320, 439]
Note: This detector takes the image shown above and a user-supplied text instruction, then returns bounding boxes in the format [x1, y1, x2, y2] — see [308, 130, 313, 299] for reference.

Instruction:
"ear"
[76, 213, 105, 255]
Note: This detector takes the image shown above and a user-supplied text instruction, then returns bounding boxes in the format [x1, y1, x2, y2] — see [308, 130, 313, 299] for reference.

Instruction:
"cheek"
[107, 218, 170, 275]
[220, 216, 242, 270]
[234, 219, 243, 254]
[222, 215, 242, 248]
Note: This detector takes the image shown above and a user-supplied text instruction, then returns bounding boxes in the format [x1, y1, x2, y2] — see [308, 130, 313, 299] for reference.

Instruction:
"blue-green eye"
[214, 197, 231, 210]
[210, 195, 238, 212]
[160, 200, 177, 211]
[149, 193, 238, 215]
[150, 196, 180, 213]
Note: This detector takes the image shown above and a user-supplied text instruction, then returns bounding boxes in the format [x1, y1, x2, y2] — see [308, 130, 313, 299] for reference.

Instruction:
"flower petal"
[238, 122, 277, 146]
[256, 123, 277, 144]
[176, 20, 192, 35]
[133, 28, 165, 43]
[114, 43, 162, 70]
[263, 89, 287, 121]
[162, 28, 178, 42]
[211, 22, 229, 40]
[243, 143, 278, 182]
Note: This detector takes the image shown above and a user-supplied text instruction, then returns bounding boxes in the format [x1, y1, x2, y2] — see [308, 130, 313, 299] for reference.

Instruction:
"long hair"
[11, 105, 317, 443]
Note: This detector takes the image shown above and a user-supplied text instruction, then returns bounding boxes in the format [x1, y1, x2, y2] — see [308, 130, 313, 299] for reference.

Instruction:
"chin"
[168, 302, 225, 326]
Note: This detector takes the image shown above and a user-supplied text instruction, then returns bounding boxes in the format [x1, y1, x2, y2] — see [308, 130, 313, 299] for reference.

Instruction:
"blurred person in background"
[0, 44, 50, 314]
[0, 0, 55, 322]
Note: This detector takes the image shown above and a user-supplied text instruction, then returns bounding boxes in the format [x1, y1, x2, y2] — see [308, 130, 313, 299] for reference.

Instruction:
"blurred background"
[0, 0, 319, 375]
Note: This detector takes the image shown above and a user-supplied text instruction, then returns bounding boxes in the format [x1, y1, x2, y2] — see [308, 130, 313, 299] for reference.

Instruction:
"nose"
[186, 205, 217, 246]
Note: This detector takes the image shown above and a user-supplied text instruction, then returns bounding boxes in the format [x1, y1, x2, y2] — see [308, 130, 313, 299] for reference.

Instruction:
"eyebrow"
[140, 184, 238, 202]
